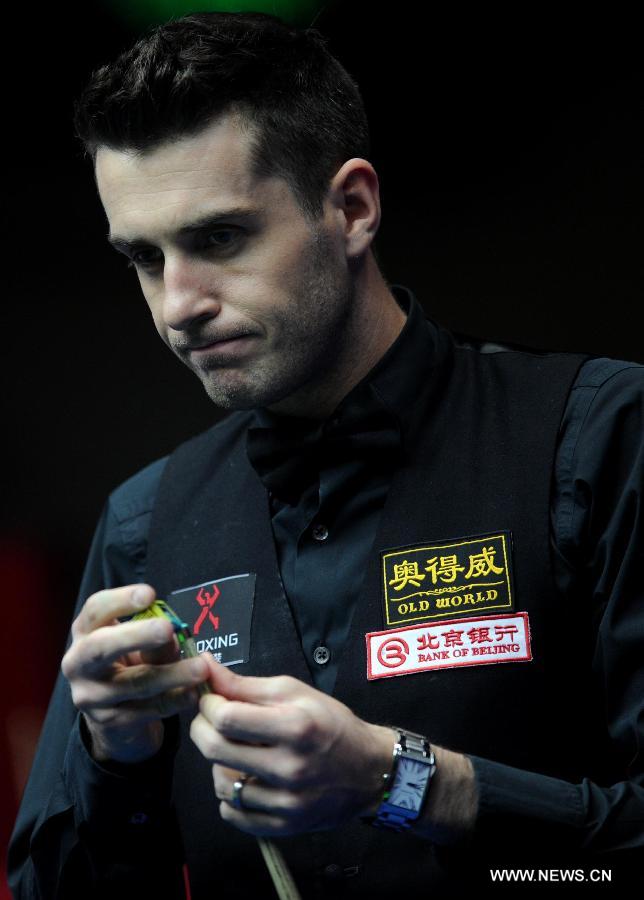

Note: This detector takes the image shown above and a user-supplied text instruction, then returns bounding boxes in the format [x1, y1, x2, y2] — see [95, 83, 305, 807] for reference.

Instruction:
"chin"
[203, 386, 259, 410]
[198, 356, 318, 412]
[201, 376, 283, 411]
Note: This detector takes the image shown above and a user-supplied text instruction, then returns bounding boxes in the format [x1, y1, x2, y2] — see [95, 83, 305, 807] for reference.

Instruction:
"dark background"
[2, 1, 642, 888]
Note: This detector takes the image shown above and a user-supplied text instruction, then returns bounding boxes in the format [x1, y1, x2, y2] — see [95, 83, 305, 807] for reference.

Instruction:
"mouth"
[185, 333, 258, 361]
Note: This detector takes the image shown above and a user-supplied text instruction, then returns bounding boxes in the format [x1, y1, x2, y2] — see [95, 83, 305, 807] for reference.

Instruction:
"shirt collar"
[354, 284, 437, 444]
[246, 287, 437, 499]
[252, 285, 436, 443]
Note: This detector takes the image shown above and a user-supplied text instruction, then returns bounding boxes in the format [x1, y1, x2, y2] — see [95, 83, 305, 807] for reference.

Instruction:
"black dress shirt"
[246, 287, 435, 692]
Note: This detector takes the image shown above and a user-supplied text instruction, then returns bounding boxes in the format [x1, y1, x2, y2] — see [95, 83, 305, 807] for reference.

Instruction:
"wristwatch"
[367, 728, 436, 832]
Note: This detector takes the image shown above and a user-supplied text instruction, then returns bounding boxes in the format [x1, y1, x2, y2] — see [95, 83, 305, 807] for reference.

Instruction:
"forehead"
[95, 115, 268, 237]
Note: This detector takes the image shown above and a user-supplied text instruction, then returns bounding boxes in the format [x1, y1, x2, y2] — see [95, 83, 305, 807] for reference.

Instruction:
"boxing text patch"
[381, 532, 514, 627]
[366, 612, 531, 680]
[170, 573, 255, 666]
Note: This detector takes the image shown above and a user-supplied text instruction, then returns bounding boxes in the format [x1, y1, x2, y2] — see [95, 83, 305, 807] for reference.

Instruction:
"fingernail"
[133, 586, 152, 608]
[190, 658, 207, 676]
[152, 619, 169, 639]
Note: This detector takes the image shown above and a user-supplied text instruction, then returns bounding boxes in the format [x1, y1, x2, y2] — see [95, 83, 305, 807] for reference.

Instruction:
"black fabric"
[246, 405, 401, 503]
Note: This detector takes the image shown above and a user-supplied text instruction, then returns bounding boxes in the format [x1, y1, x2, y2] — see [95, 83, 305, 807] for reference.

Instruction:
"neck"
[267, 254, 406, 419]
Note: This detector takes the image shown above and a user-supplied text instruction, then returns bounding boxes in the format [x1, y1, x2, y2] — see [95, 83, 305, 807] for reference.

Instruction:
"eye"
[128, 247, 163, 271]
[202, 228, 241, 249]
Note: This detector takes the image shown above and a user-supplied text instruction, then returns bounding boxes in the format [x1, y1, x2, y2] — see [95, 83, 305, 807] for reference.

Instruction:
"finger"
[199, 694, 317, 748]
[85, 685, 202, 727]
[201, 654, 301, 706]
[141, 631, 181, 666]
[218, 800, 293, 837]
[63, 617, 175, 679]
[191, 717, 310, 788]
[73, 657, 209, 708]
[72, 584, 156, 638]
[214, 767, 302, 819]
[189, 713, 288, 783]
[113, 657, 209, 704]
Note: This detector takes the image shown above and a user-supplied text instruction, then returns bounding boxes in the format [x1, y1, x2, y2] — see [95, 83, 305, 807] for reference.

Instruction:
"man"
[9, 11, 644, 898]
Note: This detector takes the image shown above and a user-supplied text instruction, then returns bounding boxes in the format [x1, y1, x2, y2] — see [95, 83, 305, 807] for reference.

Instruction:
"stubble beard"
[196, 233, 357, 414]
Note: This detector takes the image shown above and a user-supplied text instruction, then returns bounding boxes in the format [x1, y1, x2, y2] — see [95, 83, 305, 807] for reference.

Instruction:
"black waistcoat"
[147, 324, 595, 898]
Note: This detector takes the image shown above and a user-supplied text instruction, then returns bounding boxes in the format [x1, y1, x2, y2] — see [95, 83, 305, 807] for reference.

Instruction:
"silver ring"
[230, 773, 249, 810]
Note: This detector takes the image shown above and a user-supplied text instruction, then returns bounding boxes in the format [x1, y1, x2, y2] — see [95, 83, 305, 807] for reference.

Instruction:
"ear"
[327, 158, 381, 259]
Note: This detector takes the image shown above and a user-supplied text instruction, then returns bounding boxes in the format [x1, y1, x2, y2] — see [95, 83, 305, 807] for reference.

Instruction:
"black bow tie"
[246, 400, 402, 503]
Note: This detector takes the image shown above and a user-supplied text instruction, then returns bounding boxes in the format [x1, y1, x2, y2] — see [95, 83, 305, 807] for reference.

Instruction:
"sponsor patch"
[382, 532, 514, 627]
[366, 612, 531, 680]
[169, 573, 255, 666]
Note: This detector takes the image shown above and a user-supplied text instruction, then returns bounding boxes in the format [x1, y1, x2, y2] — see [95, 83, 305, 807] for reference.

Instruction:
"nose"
[161, 253, 221, 332]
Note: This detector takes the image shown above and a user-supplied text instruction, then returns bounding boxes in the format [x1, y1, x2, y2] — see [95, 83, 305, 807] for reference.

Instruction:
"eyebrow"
[107, 206, 261, 251]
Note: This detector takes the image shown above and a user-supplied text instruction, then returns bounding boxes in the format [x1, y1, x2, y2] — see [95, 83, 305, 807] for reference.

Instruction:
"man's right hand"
[61, 583, 209, 764]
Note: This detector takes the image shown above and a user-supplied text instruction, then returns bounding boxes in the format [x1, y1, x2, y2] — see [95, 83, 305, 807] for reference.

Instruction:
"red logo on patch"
[377, 637, 409, 668]
[194, 584, 220, 634]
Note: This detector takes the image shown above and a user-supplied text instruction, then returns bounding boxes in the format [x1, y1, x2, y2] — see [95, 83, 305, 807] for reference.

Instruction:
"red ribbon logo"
[194, 584, 220, 634]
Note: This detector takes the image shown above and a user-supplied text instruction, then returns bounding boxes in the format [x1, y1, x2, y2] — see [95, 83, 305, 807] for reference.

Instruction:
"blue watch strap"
[369, 729, 437, 832]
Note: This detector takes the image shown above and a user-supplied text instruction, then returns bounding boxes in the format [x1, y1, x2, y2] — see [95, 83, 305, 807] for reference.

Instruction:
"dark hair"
[74, 12, 370, 219]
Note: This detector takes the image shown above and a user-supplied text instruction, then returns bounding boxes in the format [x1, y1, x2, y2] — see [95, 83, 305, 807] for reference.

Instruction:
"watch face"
[388, 756, 431, 810]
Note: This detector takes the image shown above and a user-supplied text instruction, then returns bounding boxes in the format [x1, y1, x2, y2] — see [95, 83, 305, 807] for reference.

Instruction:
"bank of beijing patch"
[169, 573, 255, 666]
[382, 532, 514, 627]
[367, 613, 531, 680]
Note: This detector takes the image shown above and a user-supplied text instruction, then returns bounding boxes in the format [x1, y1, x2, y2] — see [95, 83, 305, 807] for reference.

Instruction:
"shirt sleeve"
[468, 359, 644, 868]
[7, 459, 184, 900]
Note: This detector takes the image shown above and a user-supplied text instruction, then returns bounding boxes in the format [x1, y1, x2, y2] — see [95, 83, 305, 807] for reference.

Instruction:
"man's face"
[96, 115, 355, 414]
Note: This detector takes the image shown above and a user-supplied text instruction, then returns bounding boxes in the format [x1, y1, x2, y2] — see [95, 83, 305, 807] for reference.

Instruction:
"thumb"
[201, 650, 239, 697]
[200, 655, 298, 706]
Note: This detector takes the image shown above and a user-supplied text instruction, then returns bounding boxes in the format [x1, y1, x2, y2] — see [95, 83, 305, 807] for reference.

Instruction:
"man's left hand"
[189, 655, 394, 836]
